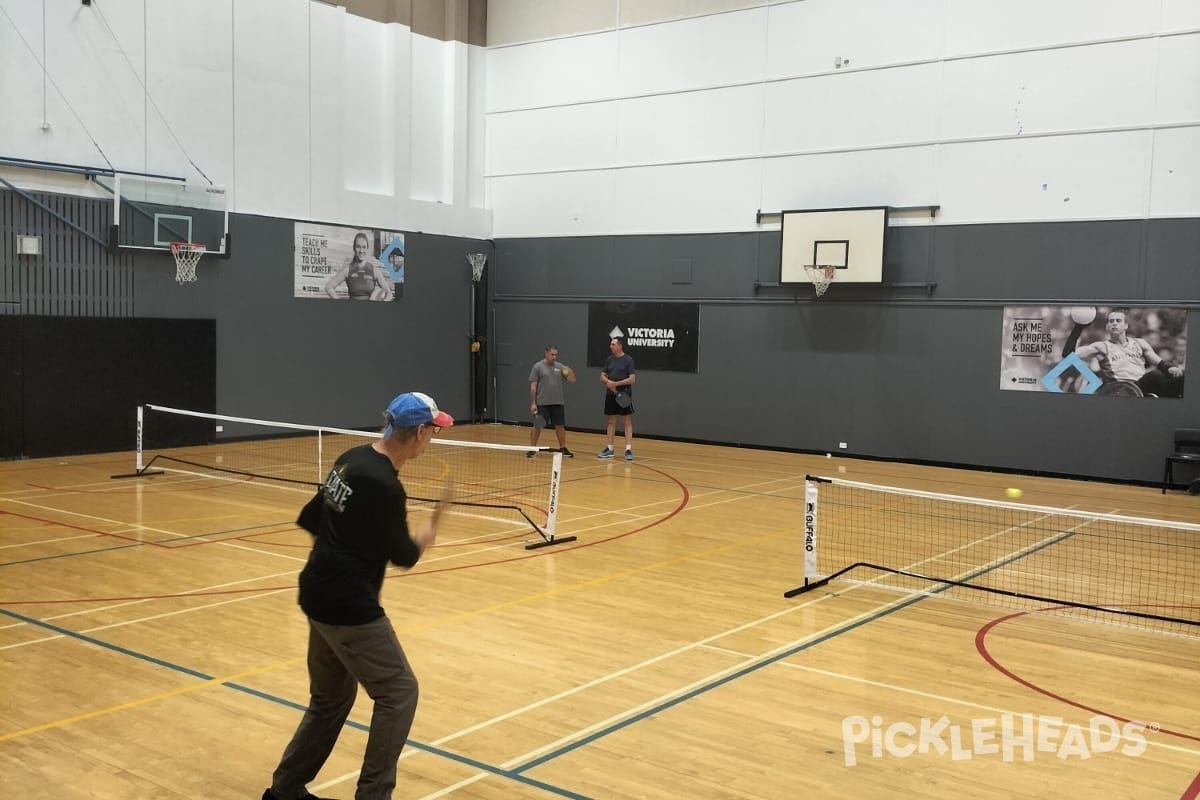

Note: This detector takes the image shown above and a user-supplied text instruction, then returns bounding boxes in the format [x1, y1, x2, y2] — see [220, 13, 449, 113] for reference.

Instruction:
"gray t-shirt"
[603, 354, 635, 396]
[529, 359, 571, 405]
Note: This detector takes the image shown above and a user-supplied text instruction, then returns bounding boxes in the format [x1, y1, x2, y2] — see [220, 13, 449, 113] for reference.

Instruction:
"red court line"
[27, 475, 256, 494]
[234, 533, 312, 548]
[975, 610, 1200, 743]
[0, 508, 55, 529]
[0, 507, 301, 551]
[0, 508, 168, 547]
[167, 526, 303, 547]
[430, 531, 531, 548]
[0, 463, 691, 606]
[1179, 770, 1200, 800]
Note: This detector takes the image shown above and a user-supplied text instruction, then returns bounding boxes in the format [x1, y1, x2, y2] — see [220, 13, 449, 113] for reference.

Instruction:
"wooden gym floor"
[2, 426, 1199, 799]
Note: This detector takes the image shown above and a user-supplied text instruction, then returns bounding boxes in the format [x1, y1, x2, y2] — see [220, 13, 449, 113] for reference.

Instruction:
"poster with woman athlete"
[1000, 306, 1186, 397]
[293, 222, 405, 301]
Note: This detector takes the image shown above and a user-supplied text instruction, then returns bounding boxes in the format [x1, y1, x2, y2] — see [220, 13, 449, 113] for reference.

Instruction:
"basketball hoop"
[467, 253, 487, 283]
[170, 242, 205, 284]
[804, 264, 837, 298]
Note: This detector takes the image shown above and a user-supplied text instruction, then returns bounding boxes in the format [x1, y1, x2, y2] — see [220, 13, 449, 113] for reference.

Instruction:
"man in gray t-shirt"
[528, 345, 577, 457]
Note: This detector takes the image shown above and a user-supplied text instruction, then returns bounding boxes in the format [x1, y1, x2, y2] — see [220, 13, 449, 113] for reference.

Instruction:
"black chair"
[1163, 428, 1200, 493]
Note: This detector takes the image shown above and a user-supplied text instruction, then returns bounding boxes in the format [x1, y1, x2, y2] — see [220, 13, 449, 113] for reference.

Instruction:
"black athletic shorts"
[603, 392, 633, 416]
[537, 404, 566, 427]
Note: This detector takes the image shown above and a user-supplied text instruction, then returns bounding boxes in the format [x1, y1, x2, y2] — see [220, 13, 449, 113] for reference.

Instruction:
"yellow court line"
[1, 527, 790, 742]
[0, 658, 299, 743]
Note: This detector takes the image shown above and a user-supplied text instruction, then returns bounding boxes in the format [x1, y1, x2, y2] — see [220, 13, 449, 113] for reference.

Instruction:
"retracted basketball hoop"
[170, 242, 205, 283]
[467, 253, 487, 283]
[803, 264, 837, 298]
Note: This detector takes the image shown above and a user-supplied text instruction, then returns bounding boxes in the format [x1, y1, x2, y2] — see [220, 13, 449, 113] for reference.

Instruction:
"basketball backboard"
[780, 206, 886, 284]
[99, 173, 229, 256]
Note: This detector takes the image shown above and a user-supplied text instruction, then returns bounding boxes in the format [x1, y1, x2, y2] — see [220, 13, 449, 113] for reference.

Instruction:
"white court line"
[0, 507, 535, 641]
[138, 466, 563, 542]
[0, 559, 315, 638]
[0, 487, 55, 498]
[0, 588, 296, 650]
[0, 533, 101, 550]
[0, 495, 298, 553]
[14, 478, 1134, 795]
[410, 594, 931, 799]
[0, 470, 177, 498]
[0, 511, 313, 637]
[615, 456, 806, 481]
[418, 476, 808, 569]
[392, 476, 797, 565]
[1, 474, 811, 639]
[555, 475, 807, 534]
[148, 466, 316, 497]
[0, 493, 317, 569]
[699, 643, 1200, 757]
[1, 469, 270, 502]
[400, 507, 1100, 797]
[310, 588, 843, 796]
[0, 508, 579, 641]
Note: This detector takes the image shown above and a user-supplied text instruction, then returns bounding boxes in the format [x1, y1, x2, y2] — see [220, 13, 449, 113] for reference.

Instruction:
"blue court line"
[0, 608, 590, 799]
[514, 527, 1078, 773]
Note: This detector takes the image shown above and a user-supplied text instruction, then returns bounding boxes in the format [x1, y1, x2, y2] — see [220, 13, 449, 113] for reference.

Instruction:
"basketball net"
[803, 264, 837, 298]
[170, 242, 205, 284]
[467, 253, 487, 283]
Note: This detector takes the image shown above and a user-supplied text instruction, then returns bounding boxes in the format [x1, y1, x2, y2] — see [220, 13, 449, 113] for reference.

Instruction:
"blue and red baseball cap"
[383, 392, 454, 434]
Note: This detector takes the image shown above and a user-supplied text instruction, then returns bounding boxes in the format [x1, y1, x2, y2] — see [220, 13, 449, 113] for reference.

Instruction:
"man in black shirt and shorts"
[598, 337, 637, 461]
[263, 391, 453, 800]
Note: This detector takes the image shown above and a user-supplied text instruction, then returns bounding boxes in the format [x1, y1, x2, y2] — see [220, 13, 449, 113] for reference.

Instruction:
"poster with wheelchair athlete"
[1000, 305, 1186, 397]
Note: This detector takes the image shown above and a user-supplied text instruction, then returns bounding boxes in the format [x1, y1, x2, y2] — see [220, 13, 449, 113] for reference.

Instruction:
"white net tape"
[171, 243, 205, 284]
[803, 264, 837, 298]
[467, 253, 487, 283]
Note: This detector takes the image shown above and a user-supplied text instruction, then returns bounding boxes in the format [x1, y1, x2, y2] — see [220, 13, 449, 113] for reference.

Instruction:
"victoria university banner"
[587, 302, 700, 373]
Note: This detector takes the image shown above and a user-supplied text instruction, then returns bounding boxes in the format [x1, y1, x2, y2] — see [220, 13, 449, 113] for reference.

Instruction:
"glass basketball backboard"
[100, 173, 229, 256]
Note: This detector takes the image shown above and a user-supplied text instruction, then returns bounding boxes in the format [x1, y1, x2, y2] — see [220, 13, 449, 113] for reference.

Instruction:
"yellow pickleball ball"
[561, 367, 570, 377]
[1005, 487, 1023, 499]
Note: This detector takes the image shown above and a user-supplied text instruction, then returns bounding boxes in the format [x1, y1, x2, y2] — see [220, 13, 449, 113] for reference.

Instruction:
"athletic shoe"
[526, 450, 537, 458]
[598, 446, 614, 459]
[263, 791, 333, 800]
[624, 449, 634, 461]
[560, 448, 574, 458]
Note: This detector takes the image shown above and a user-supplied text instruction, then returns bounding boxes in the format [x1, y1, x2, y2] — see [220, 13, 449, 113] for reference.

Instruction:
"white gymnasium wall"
[309, 0, 348, 221]
[234, 0, 310, 217]
[146, 0, 234, 184]
[410, 33, 450, 203]
[466, 43, 487, 210]
[0, 0, 489, 237]
[485, 0, 1200, 237]
[341, 12, 395, 197]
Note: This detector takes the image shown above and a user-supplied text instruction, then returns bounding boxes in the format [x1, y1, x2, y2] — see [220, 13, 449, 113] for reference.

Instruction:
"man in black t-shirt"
[598, 337, 637, 461]
[263, 392, 453, 800]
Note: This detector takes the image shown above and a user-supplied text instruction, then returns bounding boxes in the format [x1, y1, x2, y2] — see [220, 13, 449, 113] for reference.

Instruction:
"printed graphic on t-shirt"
[323, 466, 353, 512]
